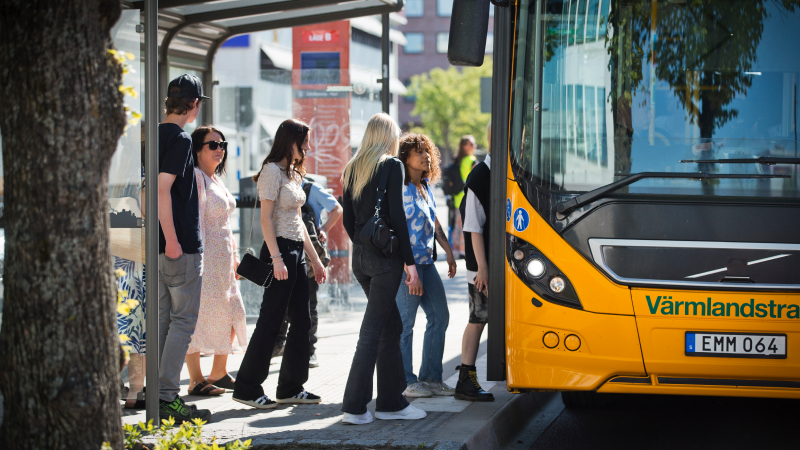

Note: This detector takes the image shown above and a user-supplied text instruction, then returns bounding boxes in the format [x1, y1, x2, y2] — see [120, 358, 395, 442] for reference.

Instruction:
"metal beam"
[185, 0, 381, 25]
[381, 13, 390, 114]
[144, 0, 161, 422]
[221, 2, 403, 35]
[486, 0, 513, 382]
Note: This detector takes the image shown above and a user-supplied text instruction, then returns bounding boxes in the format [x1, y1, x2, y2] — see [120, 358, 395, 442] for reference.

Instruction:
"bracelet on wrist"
[270, 254, 282, 260]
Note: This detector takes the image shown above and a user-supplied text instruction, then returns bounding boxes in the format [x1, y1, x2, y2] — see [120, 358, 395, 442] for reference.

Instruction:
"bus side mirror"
[447, 0, 491, 67]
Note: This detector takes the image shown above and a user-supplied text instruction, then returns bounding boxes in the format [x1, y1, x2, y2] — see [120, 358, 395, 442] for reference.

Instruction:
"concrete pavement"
[119, 259, 545, 449]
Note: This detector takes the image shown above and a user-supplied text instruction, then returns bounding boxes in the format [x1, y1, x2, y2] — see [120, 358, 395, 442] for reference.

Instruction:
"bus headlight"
[526, 258, 546, 278]
[506, 233, 582, 309]
[549, 276, 566, 293]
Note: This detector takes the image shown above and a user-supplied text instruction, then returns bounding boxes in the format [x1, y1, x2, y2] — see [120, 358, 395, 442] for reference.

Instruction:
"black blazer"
[342, 157, 415, 266]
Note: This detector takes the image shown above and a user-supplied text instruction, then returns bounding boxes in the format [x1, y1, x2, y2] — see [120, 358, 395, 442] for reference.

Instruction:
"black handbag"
[236, 195, 275, 289]
[359, 160, 399, 258]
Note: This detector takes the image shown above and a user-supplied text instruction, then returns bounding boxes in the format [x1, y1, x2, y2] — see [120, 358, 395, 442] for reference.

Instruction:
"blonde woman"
[340, 113, 425, 425]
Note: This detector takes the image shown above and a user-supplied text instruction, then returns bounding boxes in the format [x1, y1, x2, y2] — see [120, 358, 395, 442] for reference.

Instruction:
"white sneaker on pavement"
[422, 381, 456, 396]
[342, 410, 374, 425]
[403, 382, 433, 398]
[375, 404, 427, 421]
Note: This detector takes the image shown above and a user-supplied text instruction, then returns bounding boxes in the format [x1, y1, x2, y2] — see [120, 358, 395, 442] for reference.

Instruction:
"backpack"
[442, 158, 465, 196]
[302, 182, 331, 278]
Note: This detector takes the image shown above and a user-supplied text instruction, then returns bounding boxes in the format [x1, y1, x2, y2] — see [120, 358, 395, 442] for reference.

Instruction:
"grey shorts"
[468, 283, 488, 324]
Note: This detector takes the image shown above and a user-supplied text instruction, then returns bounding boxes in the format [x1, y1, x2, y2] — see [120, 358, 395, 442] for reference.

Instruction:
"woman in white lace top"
[232, 119, 327, 410]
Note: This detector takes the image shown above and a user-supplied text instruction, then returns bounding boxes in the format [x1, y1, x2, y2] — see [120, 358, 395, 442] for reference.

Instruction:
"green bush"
[104, 417, 252, 450]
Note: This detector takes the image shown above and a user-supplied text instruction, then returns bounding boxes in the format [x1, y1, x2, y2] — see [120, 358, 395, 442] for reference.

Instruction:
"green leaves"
[406, 60, 493, 155]
[119, 418, 252, 450]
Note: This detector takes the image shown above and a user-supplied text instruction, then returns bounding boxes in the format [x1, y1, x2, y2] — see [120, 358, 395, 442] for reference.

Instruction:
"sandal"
[209, 373, 236, 390]
[189, 380, 225, 396]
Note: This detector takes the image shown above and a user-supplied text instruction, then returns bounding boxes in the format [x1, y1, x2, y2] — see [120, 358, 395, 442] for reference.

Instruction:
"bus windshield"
[510, 0, 800, 199]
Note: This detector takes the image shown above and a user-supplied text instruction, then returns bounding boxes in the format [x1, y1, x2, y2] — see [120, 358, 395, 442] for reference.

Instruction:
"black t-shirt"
[158, 123, 203, 254]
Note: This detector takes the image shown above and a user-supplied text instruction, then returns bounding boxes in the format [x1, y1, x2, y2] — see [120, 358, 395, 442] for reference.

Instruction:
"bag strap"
[374, 159, 393, 217]
[246, 192, 258, 255]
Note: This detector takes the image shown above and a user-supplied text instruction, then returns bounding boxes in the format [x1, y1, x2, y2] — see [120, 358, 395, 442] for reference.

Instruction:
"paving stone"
[433, 440, 465, 450]
[341, 439, 389, 447]
[389, 440, 430, 449]
[249, 438, 296, 449]
[296, 438, 345, 448]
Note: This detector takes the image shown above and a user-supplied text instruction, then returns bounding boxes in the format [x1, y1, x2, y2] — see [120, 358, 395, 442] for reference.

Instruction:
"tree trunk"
[0, 1, 126, 448]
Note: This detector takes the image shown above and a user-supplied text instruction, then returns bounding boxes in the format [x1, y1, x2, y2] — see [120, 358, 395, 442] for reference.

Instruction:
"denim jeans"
[341, 244, 410, 415]
[396, 264, 450, 385]
[233, 238, 310, 400]
[158, 252, 203, 402]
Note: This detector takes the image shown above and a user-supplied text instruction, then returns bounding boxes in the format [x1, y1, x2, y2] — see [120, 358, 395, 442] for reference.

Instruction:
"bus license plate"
[685, 332, 787, 359]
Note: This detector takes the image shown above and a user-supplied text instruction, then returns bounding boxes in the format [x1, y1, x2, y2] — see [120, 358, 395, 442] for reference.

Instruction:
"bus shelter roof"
[126, 0, 404, 68]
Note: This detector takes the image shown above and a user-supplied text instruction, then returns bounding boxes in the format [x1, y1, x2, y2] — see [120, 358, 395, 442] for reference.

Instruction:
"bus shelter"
[117, 0, 403, 421]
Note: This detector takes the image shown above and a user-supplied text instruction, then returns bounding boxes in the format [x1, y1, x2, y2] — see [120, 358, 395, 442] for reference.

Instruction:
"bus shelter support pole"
[381, 13, 390, 114]
[145, 0, 161, 423]
[486, 0, 515, 382]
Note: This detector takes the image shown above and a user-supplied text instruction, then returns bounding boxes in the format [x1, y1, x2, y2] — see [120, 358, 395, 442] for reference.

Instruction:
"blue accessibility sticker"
[506, 199, 512, 222]
[513, 207, 530, 232]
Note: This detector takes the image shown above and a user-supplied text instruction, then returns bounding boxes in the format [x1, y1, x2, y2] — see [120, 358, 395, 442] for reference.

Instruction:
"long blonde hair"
[342, 113, 400, 199]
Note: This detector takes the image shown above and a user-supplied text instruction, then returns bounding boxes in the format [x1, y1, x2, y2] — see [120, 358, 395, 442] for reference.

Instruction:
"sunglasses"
[202, 140, 227, 151]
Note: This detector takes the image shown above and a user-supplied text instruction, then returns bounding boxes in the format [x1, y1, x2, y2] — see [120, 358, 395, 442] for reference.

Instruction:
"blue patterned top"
[402, 181, 436, 265]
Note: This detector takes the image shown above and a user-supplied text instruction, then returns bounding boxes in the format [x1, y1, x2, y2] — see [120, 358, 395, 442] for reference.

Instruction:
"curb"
[463, 391, 557, 450]
[244, 391, 556, 450]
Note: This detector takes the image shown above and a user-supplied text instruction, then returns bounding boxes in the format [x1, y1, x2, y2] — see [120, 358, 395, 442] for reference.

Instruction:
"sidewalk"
[121, 259, 539, 449]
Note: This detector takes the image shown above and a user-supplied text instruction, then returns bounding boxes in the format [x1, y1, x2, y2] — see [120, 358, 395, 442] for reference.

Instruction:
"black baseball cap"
[167, 74, 211, 99]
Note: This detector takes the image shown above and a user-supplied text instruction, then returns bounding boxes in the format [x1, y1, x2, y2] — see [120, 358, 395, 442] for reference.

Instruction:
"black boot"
[454, 365, 494, 402]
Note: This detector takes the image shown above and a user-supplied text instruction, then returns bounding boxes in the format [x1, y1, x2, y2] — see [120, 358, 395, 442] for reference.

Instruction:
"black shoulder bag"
[236, 195, 275, 289]
[359, 160, 399, 258]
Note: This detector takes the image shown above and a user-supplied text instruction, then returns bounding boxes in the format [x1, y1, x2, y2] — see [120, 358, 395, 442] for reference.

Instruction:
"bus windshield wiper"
[555, 172, 789, 216]
[680, 157, 800, 165]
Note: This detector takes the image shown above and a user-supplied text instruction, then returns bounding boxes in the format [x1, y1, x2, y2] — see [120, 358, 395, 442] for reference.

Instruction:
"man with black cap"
[157, 74, 213, 423]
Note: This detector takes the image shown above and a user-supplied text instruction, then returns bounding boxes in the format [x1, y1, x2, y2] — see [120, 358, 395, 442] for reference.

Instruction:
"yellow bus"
[450, 0, 800, 406]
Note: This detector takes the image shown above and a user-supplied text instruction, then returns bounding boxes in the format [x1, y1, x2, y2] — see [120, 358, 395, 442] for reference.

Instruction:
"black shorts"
[468, 283, 488, 324]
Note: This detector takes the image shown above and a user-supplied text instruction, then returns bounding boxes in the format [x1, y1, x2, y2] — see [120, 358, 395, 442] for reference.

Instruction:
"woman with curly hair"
[395, 133, 458, 399]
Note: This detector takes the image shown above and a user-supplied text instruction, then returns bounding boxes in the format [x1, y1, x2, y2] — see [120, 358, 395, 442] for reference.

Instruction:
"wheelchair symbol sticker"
[513, 208, 530, 232]
[506, 199, 512, 222]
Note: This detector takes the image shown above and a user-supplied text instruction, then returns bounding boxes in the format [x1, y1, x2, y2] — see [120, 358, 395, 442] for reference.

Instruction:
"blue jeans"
[396, 264, 450, 385]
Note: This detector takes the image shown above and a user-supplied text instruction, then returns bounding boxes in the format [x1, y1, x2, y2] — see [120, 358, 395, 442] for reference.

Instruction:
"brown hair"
[455, 135, 477, 160]
[163, 85, 200, 116]
[398, 133, 442, 185]
[253, 118, 310, 182]
[191, 125, 228, 175]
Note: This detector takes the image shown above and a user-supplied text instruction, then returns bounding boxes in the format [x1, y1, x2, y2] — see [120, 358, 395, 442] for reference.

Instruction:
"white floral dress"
[187, 168, 248, 354]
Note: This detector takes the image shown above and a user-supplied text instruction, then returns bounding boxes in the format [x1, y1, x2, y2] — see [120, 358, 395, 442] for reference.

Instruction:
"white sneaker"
[342, 410, 374, 425]
[402, 382, 433, 398]
[375, 405, 427, 421]
[422, 381, 456, 396]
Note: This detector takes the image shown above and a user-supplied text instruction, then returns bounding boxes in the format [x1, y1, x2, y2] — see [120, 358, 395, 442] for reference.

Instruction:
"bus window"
[511, 0, 800, 200]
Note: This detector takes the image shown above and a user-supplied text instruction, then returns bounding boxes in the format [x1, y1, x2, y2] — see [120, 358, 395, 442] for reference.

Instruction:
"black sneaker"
[454, 365, 494, 402]
[159, 396, 212, 423]
[233, 394, 278, 409]
[276, 390, 321, 404]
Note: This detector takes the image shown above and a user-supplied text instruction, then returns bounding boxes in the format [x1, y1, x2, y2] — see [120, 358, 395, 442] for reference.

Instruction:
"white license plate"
[685, 332, 787, 359]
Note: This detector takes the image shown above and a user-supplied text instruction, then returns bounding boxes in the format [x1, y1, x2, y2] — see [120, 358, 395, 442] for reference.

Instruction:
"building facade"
[398, 0, 494, 129]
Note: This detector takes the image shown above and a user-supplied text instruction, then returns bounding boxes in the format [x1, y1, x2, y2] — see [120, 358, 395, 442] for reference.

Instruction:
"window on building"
[406, 0, 424, 17]
[405, 33, 424, 54]
[486, 32, 494, 54]
[436, 32, 449, 54]
[437, 0, 453, 17]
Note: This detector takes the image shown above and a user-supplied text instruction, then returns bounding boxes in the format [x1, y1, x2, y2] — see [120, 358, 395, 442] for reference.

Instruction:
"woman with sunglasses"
[184, 125, 248, 396]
